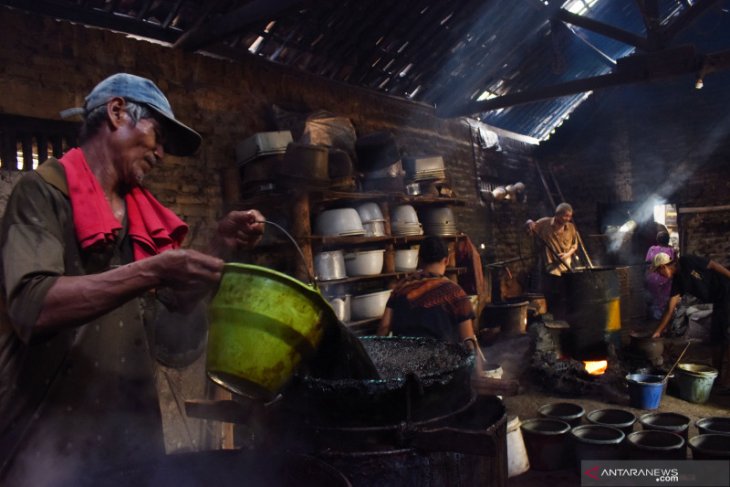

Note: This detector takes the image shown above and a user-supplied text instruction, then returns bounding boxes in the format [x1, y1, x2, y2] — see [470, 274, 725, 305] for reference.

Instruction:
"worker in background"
[525, 202, 578, 277]
[377, 236, 484, 373]
[651, 252, 730, 393]
[0, 73, 265, 485]
[644, 230, 677, 320]
[525, 202, 578, 318]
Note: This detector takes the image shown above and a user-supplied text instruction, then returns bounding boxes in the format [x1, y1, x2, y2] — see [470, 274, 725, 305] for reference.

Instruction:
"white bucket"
[507, 415, 530, 478]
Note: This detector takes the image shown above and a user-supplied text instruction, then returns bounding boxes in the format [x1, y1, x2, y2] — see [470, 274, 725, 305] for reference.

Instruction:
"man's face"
[556, 210, 573, 226]
[113, 109, 166, 186]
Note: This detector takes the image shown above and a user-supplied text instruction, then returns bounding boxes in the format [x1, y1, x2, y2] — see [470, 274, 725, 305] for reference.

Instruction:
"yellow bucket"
[206, 263, 337, 400]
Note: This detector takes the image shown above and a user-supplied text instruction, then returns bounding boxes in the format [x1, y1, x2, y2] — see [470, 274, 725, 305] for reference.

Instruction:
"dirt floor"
[479, 329, 730, 487]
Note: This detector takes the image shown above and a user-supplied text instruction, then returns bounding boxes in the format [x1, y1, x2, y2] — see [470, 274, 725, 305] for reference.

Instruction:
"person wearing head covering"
[650, 252, 730, 392]
[645, 231, 677, 320]
[0, 73, 265, 484]
[377, 236, 484, 373]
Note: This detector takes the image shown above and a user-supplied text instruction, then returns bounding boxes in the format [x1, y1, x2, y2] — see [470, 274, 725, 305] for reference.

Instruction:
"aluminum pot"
[394, 248, 419, 272]
[508, 293, 547, 316]
[314, 250, 347, 281]
[350, 289, 391, 320]
[344, 249, 385, 276]
[362, 220, 386, 237]
[391, 204, 419, 224]
[327, 295, 351, 323]
[420, 206, 456, 226]
[314, 208, 365, 236]
[355, 202, 384, 222]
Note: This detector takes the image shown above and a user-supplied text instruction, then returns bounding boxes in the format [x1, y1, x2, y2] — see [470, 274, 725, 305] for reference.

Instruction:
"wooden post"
[290, 191, 314, 282]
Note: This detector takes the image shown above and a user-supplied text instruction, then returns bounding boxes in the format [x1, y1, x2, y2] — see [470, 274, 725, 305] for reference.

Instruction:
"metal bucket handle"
[256, 219, 318, 289]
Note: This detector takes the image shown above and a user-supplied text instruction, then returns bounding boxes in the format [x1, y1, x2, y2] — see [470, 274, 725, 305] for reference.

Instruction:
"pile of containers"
[517, 401, 730, 475]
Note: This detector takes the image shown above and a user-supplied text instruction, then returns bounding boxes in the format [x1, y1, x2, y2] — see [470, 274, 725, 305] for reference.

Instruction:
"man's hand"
[214, 209, 265, 253]
[151, 248, 225, 293]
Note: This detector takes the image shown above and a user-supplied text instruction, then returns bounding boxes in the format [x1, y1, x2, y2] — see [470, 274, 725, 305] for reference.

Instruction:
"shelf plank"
[317, 267, 466, 286]
[232, 190, 465, 209]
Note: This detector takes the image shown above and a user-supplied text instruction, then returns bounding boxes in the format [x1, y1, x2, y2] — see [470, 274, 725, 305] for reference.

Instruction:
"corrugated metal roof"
[2, 0, 729, 142]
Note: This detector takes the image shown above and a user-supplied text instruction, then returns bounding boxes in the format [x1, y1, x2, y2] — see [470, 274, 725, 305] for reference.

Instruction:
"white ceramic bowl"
[344, 249, 385, 276]
[356, 202, 384, 222]
[391, 204, 419, 224]
[394, 248, 419, 272]
[351, 289, 392, 320]
[314, 250, 346, 281]
[314, 208, 364, 236]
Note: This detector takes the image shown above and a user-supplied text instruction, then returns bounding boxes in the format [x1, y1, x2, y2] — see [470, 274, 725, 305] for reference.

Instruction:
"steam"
[606, 107, 730, 254]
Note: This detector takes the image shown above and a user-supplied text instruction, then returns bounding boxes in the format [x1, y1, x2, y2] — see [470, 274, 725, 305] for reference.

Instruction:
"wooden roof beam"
[173, 0, 310, 51]
[0, 0, 179, 43]
[555, 8, 649, 50]
[634, 0, 661, 34]
[436, 46, 730, 116]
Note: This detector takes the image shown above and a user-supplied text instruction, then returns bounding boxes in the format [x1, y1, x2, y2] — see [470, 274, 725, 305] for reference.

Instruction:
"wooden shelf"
[316, 267, 466, 287]
[309, 235, 393, 247]
[231, 180, 469, 290]
[232, 190, 465, 209]
[392, 194, 467, 206]
[311, 233, 466, 248]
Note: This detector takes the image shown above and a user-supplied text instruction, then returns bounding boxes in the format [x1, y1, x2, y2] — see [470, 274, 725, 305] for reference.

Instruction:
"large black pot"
[281, 337, 475, 427]
[316, 395, 508, 487]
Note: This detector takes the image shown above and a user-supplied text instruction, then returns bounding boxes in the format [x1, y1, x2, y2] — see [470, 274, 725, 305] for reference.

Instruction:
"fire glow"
[583, 360, 608, 375]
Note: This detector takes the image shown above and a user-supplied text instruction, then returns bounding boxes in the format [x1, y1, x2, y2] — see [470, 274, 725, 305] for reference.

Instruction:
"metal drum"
[564, 267, 621, 360]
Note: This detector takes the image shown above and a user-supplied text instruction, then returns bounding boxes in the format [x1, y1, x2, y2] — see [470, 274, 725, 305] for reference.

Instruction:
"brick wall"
[539, 74, 730, 266]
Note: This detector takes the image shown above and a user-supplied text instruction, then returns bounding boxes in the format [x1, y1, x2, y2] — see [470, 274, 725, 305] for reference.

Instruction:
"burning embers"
[583, 360, 608, 376]
[529, 320, 625, 399]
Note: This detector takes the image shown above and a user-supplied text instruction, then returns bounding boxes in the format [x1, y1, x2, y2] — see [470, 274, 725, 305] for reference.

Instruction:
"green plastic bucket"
[206, 263, 337, 400]
[675, 363, 718, 404]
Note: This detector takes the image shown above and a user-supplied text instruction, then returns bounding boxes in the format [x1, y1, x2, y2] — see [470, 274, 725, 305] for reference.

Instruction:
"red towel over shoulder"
[58, 148, 188, 261]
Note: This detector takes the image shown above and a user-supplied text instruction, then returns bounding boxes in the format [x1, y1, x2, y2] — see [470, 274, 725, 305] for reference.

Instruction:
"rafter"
[173, 0, 312, 51]
[555, 8, 648, 50]
[437, 46, 730, 117]
[634, 0, 660, 34]
[0, 0, 180, 42]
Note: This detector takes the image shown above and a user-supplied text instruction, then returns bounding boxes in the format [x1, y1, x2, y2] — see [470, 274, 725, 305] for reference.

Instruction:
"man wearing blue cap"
[0, 73, 265, 485]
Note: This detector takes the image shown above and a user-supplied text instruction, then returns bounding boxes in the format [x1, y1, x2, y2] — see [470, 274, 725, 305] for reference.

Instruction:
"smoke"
[4, 420, 85, 487]
[605, 105, 730, 254]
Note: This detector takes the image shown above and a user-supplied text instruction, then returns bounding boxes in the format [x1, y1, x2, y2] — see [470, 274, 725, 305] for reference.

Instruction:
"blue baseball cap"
[64, 73, 201, 156]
